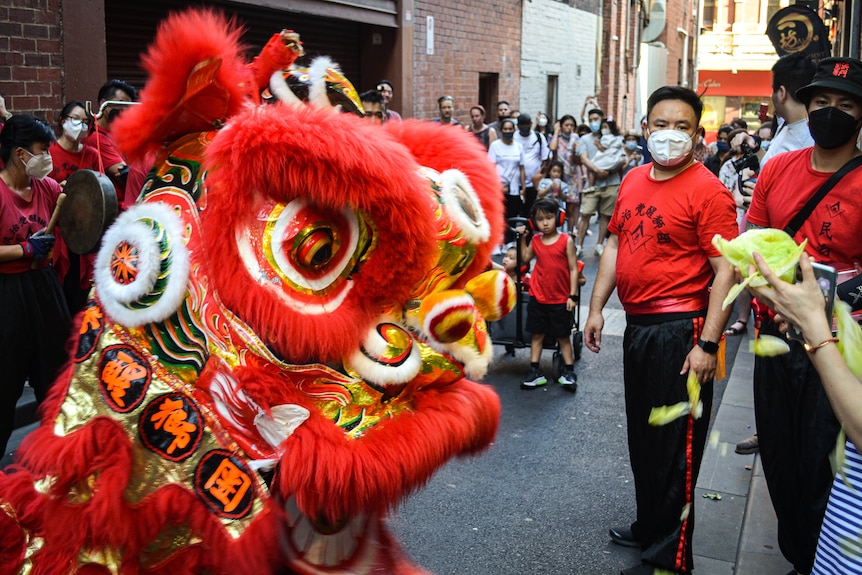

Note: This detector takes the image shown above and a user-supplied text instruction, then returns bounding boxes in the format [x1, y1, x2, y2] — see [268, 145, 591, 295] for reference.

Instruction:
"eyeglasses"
[364, 111, 385, 119]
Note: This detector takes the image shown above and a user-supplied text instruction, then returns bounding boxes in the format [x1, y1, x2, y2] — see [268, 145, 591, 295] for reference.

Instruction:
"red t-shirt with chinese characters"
[608, 162, 738, 314]
[528, 232, 571, 304]
[49, 141, 101, 184]
[84, 123, 125, 172]
[0, 176, 63, 273]
[747, 147, 862, 270]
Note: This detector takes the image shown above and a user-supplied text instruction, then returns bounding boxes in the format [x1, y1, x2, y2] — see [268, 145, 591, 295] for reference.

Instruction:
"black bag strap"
[784, 154, 862, 237]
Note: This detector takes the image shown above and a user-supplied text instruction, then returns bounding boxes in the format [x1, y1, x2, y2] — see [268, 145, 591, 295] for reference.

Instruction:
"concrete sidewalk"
[692, 329, 793, 574]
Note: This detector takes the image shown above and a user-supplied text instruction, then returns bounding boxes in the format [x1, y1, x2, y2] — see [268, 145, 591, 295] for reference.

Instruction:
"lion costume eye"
[231, 197, 379, 307]
[293, 225, 338, 271]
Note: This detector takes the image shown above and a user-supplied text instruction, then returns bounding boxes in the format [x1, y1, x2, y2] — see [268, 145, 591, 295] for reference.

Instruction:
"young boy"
[517, 197, 579, 391]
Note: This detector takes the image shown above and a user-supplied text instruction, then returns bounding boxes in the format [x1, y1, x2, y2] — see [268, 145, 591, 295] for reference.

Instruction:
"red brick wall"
[599, 0, 640, 130]
[412, 0, 522, 122]
[0, 0, 63, 123]
[660, 0, 697, 87]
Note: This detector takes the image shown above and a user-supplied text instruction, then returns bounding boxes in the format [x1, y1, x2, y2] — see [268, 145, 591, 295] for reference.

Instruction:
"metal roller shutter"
[105, 0, 363, 93]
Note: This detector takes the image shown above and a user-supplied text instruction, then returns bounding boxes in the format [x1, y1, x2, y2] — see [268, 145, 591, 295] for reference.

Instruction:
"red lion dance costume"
[0, 10, 516, 575]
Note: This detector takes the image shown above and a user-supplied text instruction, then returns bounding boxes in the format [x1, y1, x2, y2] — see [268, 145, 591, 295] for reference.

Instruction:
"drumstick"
[46, 192, 66, 234]
[30, 192, 66, 269]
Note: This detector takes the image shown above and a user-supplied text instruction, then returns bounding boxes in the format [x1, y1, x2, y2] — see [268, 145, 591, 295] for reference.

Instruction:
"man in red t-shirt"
[84, 80, 137, 204]
[584, 86, 738, 575]
[745, 56, 862, 575]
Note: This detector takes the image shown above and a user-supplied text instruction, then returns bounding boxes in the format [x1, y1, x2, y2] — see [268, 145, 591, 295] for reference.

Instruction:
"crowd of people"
[3, 53, 862, 575]
[0, 80, 140, 456]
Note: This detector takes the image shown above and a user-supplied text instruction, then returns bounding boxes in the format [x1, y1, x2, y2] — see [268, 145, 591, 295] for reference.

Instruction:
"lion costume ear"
[383, 119, 505, 283]
[114, 10, 303, 163]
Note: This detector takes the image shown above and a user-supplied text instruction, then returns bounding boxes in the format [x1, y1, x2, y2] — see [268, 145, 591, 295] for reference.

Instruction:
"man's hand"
[739, 168, 756, 206]
[584, 311, 604, 353]
[681, 345, 716, 384]
[595, 168, 609, 179]
[279, 30, 304, 55]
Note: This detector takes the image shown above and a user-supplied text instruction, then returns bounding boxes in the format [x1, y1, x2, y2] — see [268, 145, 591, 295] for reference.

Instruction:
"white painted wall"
[520, 0, 600, 124]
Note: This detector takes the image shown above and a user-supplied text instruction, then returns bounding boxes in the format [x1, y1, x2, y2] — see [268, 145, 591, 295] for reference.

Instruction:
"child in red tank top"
[516, 198, 580, 392]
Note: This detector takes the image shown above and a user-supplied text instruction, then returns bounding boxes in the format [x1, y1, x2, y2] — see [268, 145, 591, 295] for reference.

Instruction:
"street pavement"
[2, 225, 796, 575]
[389, 240, 795, 575]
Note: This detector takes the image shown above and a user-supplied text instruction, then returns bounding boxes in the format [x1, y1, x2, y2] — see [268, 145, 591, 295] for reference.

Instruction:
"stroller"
[488, 217, 584, 381]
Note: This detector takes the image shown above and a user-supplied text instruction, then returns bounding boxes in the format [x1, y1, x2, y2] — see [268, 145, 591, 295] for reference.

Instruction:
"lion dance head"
[0, 9, 515, 575]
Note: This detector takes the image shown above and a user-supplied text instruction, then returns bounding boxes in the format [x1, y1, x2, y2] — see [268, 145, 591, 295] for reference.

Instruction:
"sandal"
[724, 319, 748, 336]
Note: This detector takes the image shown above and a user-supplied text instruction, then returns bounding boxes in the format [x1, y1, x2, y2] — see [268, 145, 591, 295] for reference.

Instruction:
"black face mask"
[501, 132, 514, 142]
[518, 127, 531, 137]
[808, 106, 862, 149]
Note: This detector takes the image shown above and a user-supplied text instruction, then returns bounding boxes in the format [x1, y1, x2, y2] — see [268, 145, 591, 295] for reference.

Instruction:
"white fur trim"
[94, 202, 189, 327]
[345, 319, 421, 386]
[443, 327, 494, 380]
[308, 56, 335, 108]
[269, 70, 302, 105]
[438, 169, 491, 244]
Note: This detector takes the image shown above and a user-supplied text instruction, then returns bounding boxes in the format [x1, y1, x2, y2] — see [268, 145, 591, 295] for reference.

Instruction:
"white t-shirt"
[514, 130, 550, 183]
[760, 118, 814, 167]
[488, 140, 526, 196]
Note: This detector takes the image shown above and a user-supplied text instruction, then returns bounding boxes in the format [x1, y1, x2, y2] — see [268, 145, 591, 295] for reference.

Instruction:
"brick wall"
[412, 0, 523, 123]
[0, 0, 63, 123]
[598, 0, 641, 130]
[520, 0, 600, 124]
[660, 0, 697, 88]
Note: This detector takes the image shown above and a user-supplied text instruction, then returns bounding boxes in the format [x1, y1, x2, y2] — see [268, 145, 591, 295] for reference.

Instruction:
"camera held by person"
[729, 133, 760, 206]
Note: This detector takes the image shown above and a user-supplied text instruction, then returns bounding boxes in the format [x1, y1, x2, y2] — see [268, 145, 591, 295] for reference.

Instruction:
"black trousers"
[521, 186, 538, 217]
[624, 314, 712, 574]
[754, 319, 840, 575]
[0, 267, 71, 455]
[503, 194, 523, 243]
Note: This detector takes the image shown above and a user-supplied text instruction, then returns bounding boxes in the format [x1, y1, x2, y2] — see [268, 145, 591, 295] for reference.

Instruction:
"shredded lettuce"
[649, 371, 703, 426]
[750, 334, 791, 357]
[712, 229, 808, 310]
[835, 300, 862, 377]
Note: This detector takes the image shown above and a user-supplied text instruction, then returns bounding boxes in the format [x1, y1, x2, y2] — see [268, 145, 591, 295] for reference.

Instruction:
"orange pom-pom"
[419, 291, 477, 343]
[464, 270, 516, 322]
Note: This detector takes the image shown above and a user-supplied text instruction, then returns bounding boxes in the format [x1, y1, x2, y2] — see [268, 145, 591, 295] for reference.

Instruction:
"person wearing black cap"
[746, 56, 862, 575]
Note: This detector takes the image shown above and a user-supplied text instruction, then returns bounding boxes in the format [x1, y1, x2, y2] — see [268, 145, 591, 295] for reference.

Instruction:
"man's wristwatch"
[569, 294, 578, 303]
[697, 338, 719, 354]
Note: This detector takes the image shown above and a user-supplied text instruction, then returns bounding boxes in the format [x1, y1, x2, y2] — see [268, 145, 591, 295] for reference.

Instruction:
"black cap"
[517, 113, 532, 125]
[796, 57, 862, 106]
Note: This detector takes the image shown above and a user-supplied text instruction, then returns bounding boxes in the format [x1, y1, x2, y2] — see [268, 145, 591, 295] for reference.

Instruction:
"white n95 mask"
[647, 130, 694, 168]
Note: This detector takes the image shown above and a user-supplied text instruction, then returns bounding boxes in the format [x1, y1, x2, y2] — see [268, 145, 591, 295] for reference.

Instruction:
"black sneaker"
[521, 367, 547, 389]
[609, 526, 643, 548]
[558, 370, 578, 393]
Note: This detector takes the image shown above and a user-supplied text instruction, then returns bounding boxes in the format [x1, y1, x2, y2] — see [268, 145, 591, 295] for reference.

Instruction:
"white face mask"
[601, 128, 611, 136]
[63, 118, 87, 141]
[647, 129, 694, 168]
[21, 149, 53, 180]
[537, 117, 548, 127]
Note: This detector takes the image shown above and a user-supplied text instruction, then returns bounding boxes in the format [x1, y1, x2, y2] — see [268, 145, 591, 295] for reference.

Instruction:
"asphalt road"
[390, 243, 741, 575]
[3, 225, 743, 574]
